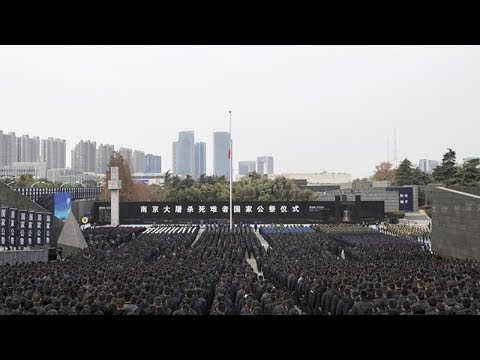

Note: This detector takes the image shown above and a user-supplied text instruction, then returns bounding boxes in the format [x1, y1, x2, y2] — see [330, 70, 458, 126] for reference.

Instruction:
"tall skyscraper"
[257, 156, 274, 175]
[41, 137, 66, 170]
[119, 147, 133, 169]
[97, 144, 115, 174]
[132, 150, 146, 173]
[238, 161, 256, 175]
[146, 154, 162, 173]
[213, 131, 230, 178]
[172, 142, 178, 174]
[419, 159, 439, 174]
[71, 140, 97, 173]
[172, 131, 195, 177]
[17, 135, 40, 163]
[195, 142, 206, 179]
[0, 131, 18, 166]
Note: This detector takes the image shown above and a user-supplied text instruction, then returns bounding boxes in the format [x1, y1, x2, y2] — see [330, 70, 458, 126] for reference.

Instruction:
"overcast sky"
[0, 45, 479, 178]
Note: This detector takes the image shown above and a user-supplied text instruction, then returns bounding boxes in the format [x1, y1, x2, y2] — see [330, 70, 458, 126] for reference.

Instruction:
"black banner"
[18, 210, 28, 247]
[35, 212, 44, 246]
[44, 213, 52, 245]
[94, 201, 338, 224]
[0, 208, 8, 246]
[27, 211, 35, 246]
[9, 208, 18, 247]
[13, 186, 102, 202]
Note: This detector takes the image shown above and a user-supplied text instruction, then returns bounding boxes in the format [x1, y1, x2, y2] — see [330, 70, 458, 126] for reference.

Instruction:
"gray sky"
[0, 45, 479, 178]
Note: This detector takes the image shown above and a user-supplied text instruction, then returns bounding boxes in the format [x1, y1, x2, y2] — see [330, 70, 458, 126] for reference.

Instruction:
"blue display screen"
[54, 192, 72, 220]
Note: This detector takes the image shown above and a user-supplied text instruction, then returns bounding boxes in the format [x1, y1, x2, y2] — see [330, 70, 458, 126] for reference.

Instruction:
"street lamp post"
[31, 181, 46, 188]
[76, 180, 86, 188]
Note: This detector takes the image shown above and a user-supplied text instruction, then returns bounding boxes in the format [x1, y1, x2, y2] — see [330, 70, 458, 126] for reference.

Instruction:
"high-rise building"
[0, 131, 18, 167]
[71, 140, 97, 173]
[213, 131, 230, 178]
[146, 154, 162, 173]
[17, 135, 40, 163]
[418, 159, 439, 174]
[238, 161, 256, 175]
[172, 142, 178, 174]
[132, 150, 146, 173]
[257, 156, 274, 175]
[195, 142, 206, 179]
[172, 131, 195, 177]
[0, 162, 47, 179]
[97, 144, 114, 174]
[41, 137, 66, 170]
[119, 147, 133, 169]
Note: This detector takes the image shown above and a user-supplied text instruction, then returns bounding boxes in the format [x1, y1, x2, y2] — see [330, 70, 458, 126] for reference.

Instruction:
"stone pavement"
[245, 252, 263, 276]
[191, 227, 205, 248]
[253, 230, 270, 250]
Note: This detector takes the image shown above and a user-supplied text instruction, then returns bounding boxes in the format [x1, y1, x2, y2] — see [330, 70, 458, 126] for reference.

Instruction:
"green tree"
[451, 159, 480, 187]
[432, 148, 459, 184]
[164, 174, 315, 202]
[83, 180, 98, 187]
[179, 175, 195, 190]
[395, 158, 414, 186]
[15, 174, 36, 187]
[410, 167, 432, 185]
[164, 170, 172, 186]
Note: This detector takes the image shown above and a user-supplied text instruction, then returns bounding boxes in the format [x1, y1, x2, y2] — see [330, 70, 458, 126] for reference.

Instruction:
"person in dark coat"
[348, 291, 373, 315]
[272, 300, 289, 315]
[335, 288, 354, 315]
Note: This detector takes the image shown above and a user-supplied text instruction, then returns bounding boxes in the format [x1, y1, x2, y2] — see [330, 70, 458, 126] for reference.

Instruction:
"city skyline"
[2, 125, 478, 178]
[1, 46, 479, 178]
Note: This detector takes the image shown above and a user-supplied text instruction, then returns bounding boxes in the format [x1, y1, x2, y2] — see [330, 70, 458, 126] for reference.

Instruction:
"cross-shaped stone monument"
[108, 167, 122, 226]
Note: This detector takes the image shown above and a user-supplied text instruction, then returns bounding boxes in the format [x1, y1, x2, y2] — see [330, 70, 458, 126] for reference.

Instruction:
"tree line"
[101, 152, 316, 202]
[366, 148, 480, 187]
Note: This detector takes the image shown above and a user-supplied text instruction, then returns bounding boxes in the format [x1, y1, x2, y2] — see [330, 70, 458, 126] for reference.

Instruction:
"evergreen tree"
[394, 158, 414, 186]
[432, 148, 459, 184]
[453, 158, 480, 187]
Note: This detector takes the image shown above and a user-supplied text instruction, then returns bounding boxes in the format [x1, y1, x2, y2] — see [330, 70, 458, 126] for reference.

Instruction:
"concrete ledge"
[0, 248, 49, 265]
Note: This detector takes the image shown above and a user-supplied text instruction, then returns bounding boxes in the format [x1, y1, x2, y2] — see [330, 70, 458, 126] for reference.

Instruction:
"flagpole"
[229, 110, 233, 231]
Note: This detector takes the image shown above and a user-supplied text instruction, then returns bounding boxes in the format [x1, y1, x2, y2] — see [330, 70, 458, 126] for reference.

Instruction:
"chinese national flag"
[228, 148, 231, 159]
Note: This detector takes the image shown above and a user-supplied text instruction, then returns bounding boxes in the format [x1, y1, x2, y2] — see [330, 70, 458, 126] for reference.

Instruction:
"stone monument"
[108, 167, 122, 226]
[56, 210, 88, 256]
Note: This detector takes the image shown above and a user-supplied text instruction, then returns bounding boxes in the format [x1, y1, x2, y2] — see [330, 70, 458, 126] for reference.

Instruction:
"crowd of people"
[260, 225, 479, 315]
[0, 223, 479, 315]
[378, 223, 431, 243]
[81, 226, 147, 250]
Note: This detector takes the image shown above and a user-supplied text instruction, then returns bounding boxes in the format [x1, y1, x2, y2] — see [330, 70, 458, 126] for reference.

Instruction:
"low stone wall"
[432, 187, 480, 260]
[0, 248, 49, 265]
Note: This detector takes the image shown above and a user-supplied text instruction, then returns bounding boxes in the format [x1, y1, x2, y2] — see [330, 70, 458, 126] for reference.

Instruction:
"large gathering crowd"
[0, 223, 479, 315]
